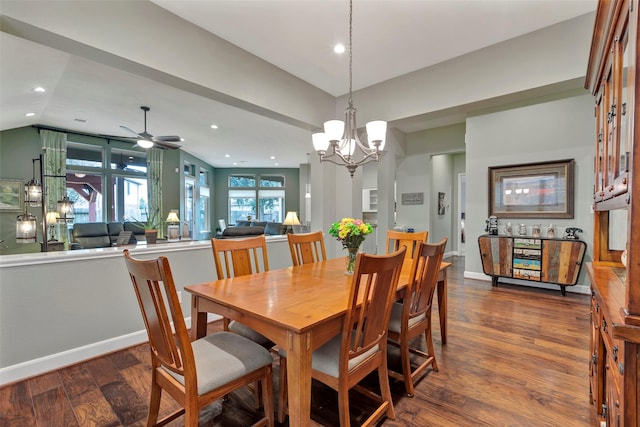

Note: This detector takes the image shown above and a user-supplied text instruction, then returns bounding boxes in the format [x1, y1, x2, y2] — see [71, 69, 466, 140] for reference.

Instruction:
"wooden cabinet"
[478, 235, 586, 295]
[586, 1, 640, 425]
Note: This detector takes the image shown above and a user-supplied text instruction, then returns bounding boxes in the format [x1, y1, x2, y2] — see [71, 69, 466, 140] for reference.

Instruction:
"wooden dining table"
[186, 257, 451, 426]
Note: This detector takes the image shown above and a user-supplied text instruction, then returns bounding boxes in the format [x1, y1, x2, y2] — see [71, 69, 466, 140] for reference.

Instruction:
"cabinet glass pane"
[618, 35, 629, 175]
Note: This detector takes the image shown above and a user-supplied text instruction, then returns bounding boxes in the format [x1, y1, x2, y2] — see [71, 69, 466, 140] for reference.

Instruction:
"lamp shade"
[282, 211, 301, 226]
[57, 196, 74, 223]
[312, 132, 330, 152]
[16, 212, 37, 243]
[25, 179, 42, 207]
[324, 120, 345, 142]
[166, 211, 180, 223]
[366, 120, 387, 150]
[46, 212, 59, 225]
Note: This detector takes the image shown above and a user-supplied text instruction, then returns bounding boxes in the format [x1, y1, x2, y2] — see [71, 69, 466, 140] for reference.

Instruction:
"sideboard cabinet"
[478, 235, 586, 295]
[586, 1, 640, 426]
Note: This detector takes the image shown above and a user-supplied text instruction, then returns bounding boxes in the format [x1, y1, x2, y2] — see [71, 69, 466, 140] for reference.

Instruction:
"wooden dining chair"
[385, 229, 428, 260]
[387, 237, 447, 397]
[211, 236, 273, 347]
[122, 249, 275, 427]
[287, 231, 327, 266]
[278, 247, 407, 426]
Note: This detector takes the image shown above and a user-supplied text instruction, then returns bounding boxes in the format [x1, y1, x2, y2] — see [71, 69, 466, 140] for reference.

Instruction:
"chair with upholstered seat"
[385, 229, 428, 260]
[122, 249, 275, 427]
[387, 237, 447, 397]
[278, 247, 407, 426]
[287, 231, 327, 266]
[211, 235, 273, 348]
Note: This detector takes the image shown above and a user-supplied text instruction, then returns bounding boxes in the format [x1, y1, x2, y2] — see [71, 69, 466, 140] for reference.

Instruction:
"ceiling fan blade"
[154, 140, 182, 150]
[120, 125, 140, 137]
[153, 135, 181, 142]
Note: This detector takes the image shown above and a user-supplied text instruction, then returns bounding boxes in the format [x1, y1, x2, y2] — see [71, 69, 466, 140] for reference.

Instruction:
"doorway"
[457, 173, 466, 256]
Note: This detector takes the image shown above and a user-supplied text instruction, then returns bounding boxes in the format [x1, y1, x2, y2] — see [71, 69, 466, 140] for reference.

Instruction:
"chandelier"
[312, 0, 387, 178]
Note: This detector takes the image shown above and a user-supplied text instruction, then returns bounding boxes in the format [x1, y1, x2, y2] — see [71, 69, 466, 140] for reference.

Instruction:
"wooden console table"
[478, 234, 586, 296]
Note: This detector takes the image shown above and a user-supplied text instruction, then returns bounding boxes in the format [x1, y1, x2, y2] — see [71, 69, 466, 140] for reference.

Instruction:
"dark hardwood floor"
[0, 256, 597, 426]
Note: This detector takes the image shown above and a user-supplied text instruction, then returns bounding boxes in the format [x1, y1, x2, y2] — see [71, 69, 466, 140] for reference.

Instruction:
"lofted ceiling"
[0, 0, 597, 168]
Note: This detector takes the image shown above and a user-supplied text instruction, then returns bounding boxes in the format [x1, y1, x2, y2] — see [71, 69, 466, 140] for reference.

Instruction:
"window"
[199, 168, 209, 186]
[198, 186, 210, 232]
[227, 174, 286, 223]
[66, 142, 148, 223]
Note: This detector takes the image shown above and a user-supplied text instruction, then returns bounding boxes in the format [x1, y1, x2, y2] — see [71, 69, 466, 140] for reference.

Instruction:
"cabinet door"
[478, 236, 512, 277]
[541, 240, 586, 285]
[590, 294, 604, 408]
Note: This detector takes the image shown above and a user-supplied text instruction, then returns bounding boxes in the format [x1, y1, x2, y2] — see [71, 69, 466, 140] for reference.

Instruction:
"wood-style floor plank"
[0, 256, 598, 426]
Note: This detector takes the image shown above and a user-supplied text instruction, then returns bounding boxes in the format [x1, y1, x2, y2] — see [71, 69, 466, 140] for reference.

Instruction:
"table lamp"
[46, 212, 59, 241]
[282, 211, 301, 234]
[166, 211, 180, 242]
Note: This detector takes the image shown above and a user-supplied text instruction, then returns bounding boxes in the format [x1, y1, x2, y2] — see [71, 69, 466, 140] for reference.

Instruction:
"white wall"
[465, 94, 594, 292]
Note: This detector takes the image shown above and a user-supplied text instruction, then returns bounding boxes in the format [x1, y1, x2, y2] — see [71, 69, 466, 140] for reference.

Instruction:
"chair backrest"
[211, 235, 269, 279]
[287, 231, 327, 266]
[123, 249, 194, 379]
[385, 229, 428, 260]
[403, 238, 448, 323]
[341, 247, 406, 368]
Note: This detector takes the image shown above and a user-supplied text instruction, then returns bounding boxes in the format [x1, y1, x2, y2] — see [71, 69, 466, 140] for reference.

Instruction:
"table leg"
[286, 331, 313, 426]
[436, 270, 447, 345]
[190, 296, 208, 341]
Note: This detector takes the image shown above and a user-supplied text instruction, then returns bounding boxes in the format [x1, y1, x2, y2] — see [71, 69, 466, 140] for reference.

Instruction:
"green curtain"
[146, 147, 163, 237]
[40, 129, 67, 216]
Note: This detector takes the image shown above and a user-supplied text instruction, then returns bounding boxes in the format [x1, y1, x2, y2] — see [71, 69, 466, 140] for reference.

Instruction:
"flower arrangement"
[328, 217, 373, 250]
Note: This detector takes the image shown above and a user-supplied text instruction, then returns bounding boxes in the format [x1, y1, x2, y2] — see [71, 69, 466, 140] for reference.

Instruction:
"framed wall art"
[0, 179, 24, 212]
[488, 159, 574, 219]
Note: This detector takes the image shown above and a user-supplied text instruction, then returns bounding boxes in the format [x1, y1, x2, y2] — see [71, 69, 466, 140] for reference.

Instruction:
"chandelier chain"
[348, 0, 353, 107]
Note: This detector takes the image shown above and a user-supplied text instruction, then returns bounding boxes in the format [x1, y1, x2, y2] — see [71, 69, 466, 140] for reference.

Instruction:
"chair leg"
[425, 325, 438, 371]
[400, 337, 415, 397]
[378, 363, 396, 421]
[147, 377, 162, 427]
[184, 396, 199, 427]
[261, 367, 275, 427]
[277, 356, 288, 423]
[337, 381, 351, 427]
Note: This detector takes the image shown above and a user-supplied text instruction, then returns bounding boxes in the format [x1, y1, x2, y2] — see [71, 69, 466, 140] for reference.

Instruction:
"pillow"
[221, 226, 265, 238]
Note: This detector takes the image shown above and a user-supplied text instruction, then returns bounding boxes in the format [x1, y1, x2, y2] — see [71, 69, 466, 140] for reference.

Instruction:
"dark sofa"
[71, 221, 147, 249]
[220, 221, 283, 238]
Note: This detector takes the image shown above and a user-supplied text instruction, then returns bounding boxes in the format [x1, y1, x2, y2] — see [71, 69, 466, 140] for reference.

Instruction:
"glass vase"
[345, 247, 359, 275]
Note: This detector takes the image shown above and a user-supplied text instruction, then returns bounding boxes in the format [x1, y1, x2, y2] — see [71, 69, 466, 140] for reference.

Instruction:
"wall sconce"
[166, 210, 180, 242]
[282, 211, 301, 234]
[16, 212, 37, 243]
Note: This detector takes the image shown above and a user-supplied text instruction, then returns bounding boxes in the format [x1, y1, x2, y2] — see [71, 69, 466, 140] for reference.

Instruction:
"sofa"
[71, 222, 147, 249]
[219, 221, 283, 239]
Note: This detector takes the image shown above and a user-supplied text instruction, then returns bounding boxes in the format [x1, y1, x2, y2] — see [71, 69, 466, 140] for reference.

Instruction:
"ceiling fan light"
[137, 139, 154, 149]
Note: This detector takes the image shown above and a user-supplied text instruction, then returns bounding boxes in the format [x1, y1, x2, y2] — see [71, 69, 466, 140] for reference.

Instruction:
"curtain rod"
[32, 125, 133, 144]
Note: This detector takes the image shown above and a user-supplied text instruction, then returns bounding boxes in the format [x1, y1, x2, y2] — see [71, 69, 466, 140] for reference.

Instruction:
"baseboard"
[0, 313, 222, 386]
[464, 271, 590, 295]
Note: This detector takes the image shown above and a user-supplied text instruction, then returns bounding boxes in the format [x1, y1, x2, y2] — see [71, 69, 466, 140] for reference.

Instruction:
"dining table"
[186, 256, 451, 426]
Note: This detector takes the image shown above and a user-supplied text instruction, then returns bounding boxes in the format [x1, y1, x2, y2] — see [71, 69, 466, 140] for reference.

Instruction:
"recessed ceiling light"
[274, 162, 279, 166]
[210, 124, 218, 129]
[334, 43, 345, 54]
[25, 112, 35, 117]
[270, 156, 275, 160]
[33, 87, 46, 93]
[225, 154, 230, 158]
[233, 162, 238, 166]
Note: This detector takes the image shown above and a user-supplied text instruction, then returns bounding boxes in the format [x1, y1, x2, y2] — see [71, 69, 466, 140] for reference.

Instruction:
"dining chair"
[278, 247, 407, 426]
[387, 237, 448, 397]
[122, 249, 275, 427]
[385, 229, 428, 260]
[211, 236, 273, 347]
[287, 230, 327, 266]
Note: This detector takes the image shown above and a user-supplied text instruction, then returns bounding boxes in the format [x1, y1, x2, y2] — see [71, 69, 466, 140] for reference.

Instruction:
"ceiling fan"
[120, 106, 182, 149]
